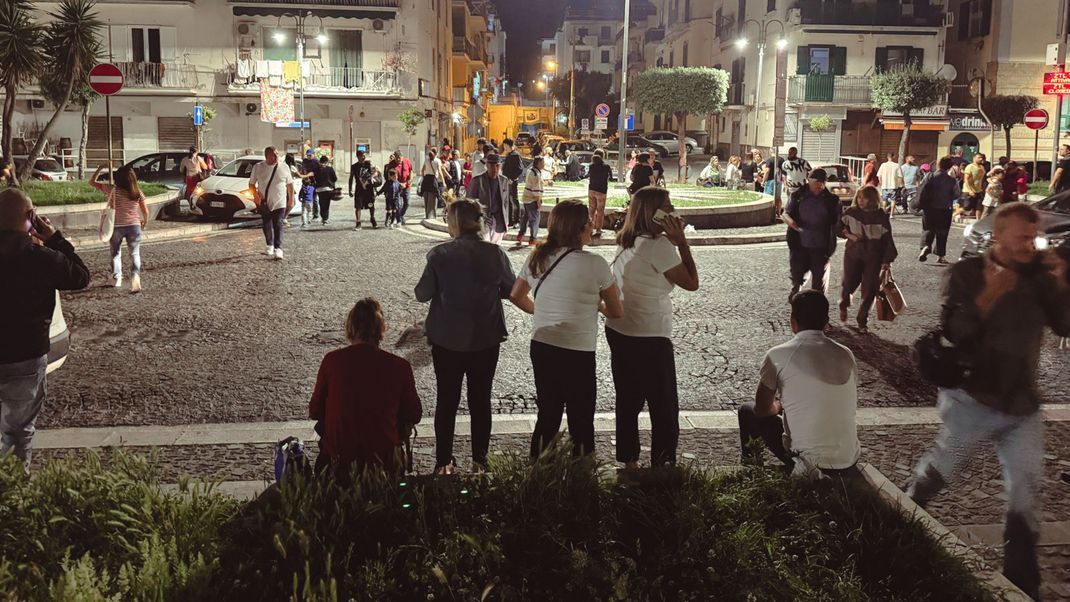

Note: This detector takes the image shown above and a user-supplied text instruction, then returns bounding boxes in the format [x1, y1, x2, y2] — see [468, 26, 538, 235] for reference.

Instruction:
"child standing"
[378, 169, 403, 228]
[981, 166, 1004, 219]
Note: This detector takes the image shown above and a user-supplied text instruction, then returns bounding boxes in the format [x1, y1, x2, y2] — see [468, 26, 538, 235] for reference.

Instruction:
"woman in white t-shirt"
[420, 148, 444, 219]
[509, 200, 624, 458]
[606, 187, 699, 468]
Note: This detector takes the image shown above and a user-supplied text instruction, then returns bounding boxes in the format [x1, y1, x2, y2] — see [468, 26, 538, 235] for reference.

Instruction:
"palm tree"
[0, 0, 46, 185]
[18, 0, 102, 183]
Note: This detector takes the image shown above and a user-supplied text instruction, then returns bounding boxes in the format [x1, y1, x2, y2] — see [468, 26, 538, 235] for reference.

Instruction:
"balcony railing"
[233, 0, 399, 6]
[226, 67, 413, 97]
[452, 35, 488, 64]
[787, 75, 871, 104]
[117, 61, 198, 89]
[795, 0, 945, 27]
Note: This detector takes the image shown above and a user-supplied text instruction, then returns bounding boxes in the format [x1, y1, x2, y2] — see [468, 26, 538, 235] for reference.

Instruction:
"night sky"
[493, 0, 570, 85]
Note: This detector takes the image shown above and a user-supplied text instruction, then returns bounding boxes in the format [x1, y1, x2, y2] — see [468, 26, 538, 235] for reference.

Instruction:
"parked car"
[811, 162, 858, 205]
[961, 192, 1070, 258]
[515, 132, 536, 148]
[48, 292, 69, 374]
[642, 131, 699, 155]
[12, 156, 67, 181]
[190, 155, 302, 219]
[624, 135, 669, 158]
[122, 151, 215, 190]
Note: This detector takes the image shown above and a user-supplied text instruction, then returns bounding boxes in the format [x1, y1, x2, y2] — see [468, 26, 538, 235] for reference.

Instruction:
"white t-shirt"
[422, 157, 442, 177]
[249, 160, 294, 211]
[759, 330, 860, 471]
[606, 235, 681, 338]
[520, 248, 614, 352]
[471, 151, 487, 177]
[877, 160, 902, 190]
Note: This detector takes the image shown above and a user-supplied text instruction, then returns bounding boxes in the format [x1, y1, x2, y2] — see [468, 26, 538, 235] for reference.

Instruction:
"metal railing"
[116, 61, 199, 89]
[452, 35, 487, 63]
[227, 67, 412, 96]
[787, 75, 871, 104]
[797, 0, 945, 27]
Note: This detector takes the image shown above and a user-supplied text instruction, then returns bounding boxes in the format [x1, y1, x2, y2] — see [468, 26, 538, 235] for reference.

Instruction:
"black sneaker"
[918, 246, 930, 262]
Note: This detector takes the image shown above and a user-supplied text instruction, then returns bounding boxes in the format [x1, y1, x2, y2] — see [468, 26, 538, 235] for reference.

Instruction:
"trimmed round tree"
[870, 66, 950, 165]
[981, 94, 1040, 159]
[634, 67, 728, 182]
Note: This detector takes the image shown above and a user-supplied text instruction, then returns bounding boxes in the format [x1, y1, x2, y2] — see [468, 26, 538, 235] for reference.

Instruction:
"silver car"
[642, 131, 699, 155]
[811, 162, 858, 205]
[13, 156, 68, 181]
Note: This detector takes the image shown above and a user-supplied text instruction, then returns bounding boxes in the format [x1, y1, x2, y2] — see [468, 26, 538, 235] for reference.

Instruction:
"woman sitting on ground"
[697, 156, 722, 187]
[309, 297, 423, 476]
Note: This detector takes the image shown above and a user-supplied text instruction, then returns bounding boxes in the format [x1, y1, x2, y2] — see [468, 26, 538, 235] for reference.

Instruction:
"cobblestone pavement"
[32, 422, 1070, 600]
[42, 199, 1069, 428]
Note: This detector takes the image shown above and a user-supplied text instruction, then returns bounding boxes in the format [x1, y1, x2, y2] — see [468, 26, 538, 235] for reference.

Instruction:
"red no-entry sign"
[1024, 108, 1049, 130]
[88, 63, 124, 96]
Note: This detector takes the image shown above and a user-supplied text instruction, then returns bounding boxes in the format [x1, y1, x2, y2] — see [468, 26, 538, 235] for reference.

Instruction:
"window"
[577, 27, 589, 37]
[131, 27, 161, 63]
[809, 47, 830, 74]
[669, 50, 674, 67]
[958, 0, 992, 40]
[737, 0, 747, 35]
[768, 0, 776, 11]
[875, 46, 923, 72]
[795, 46, 846, 75]
[715, 8, 723, 37]
[730, 57, 746, 104]
[600, 25, 611, 39]
[601, 49, 610, 63]
[264, 28, 297, 61]
[682, 42, 688, 67]
[576, 49, 591, 64]
[685, 0, 691, 21]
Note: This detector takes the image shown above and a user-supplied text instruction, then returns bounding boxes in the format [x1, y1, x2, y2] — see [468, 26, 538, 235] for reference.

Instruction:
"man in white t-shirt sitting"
[737, 290, 860, 476]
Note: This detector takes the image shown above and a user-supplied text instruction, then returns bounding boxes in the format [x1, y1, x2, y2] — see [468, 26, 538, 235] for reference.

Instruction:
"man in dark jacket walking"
[782, 168, 842, 300]
[918, 156, 960, 264]
[0, 188, 90, 469]
[501, 138, 524, 228]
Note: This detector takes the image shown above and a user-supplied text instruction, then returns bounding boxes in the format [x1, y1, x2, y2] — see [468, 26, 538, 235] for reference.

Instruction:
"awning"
[880, 119, 949, 132]
[232, 6, 396, 19]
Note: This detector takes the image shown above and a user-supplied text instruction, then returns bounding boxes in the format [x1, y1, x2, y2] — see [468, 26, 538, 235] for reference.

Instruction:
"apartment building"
[451, 0, 501, 153]
[945, 0, 1068, 163]
[553, 3, 624, 81]
[15, 0, 456, 172]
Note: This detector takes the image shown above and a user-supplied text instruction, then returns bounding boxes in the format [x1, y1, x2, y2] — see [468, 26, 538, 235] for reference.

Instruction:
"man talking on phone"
[0, 188, 89, 471]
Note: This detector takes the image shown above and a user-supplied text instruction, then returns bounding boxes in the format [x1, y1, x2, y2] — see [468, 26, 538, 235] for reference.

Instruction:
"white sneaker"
[130, 273, 142, 293]
[273, 248, 284, 260]
[107, 273, 121, 288]
[265, 246, 275, 257]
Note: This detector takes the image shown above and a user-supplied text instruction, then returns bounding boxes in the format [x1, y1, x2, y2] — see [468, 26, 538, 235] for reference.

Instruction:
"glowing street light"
[776, 38, 788, 50]
[735, 37, 748, 49]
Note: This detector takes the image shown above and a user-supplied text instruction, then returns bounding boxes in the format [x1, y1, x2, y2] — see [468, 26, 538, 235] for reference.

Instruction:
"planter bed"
[18, 181, 170, 207]
[0, 449, 995, 601]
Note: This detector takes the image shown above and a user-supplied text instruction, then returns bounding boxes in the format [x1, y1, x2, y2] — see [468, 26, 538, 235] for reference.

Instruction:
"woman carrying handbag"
[93, 165, 149, 293]
[838, 185, 897, 333]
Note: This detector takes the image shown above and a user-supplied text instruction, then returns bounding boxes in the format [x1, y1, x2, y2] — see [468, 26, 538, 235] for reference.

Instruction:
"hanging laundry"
[236, 58, 252, 83]
[259, 81, 295, 123]
[255, 60, 269, 80]
[268, 60, 283, 76]
[282, 60, 301, 83]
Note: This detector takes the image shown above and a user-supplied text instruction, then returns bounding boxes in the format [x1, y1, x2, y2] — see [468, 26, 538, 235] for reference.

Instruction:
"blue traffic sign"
[595, 103, 611, 118]
[192, 105, 204, 127]
[622, 113, 635, 131]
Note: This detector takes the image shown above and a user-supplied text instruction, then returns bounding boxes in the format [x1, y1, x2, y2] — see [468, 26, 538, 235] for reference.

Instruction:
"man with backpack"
[502, 138, 524, 227]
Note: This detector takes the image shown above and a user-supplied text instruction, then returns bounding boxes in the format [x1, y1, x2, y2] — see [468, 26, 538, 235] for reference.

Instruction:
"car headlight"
[193, 185, 205, 197]
[239, 188, 255, 200]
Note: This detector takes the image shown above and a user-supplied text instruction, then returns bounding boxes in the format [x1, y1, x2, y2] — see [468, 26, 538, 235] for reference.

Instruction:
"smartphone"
[652, 209, 672, 224]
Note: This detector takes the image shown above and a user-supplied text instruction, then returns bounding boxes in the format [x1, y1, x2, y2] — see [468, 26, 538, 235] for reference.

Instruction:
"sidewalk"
[63, 218, 246, 250]
[419, 218, 787, 246]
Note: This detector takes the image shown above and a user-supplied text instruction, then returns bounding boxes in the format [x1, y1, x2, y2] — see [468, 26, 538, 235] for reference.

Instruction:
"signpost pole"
[1035, 128, 1041, 183]
[106, 25, 114, 181]
[1053, 2, 1069, 174]
[617, 0, 631, 181]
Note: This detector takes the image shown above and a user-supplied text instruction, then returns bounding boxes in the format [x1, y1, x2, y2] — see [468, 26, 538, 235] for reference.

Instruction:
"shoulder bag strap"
[261, 164, 279, 204]
[534, 248, 578, 299]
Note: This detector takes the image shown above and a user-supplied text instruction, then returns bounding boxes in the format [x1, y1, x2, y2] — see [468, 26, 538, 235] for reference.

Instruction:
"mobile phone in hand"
[653, 209, 672, 224]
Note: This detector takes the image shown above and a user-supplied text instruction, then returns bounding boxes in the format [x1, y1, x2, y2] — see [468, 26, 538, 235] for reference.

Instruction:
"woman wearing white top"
[517, 156, 544, 246]
[542, 146, 557, 186]
[724, 155, 742, 190]
[510, 200, 624, 458]
[420, 149, 443, 219]
[606, 187, 699, 468]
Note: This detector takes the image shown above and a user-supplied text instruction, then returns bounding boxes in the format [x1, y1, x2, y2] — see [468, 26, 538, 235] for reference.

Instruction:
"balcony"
[226, 66, 414, 98]
[452, 35, 488, 64]
[788, 75, 871, 104]
[795, 0, 945, 28]
[117, 62, 198, 90]
[231, 0, 399, 6]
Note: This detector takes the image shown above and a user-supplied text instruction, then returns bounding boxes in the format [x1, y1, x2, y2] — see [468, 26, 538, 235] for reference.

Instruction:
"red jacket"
[309, 344, 422, 472]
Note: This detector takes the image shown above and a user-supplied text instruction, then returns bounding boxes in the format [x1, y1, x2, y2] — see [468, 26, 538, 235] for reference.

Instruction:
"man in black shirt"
[501, 138, 524, 227]
[349, 150, 376, 229]
[301, 149, 320, 219]
[629, 152, 654, 194]
[1049, 144, 1070, 194]
[0, 189, 90, 469]
[587, 149, 612, 237]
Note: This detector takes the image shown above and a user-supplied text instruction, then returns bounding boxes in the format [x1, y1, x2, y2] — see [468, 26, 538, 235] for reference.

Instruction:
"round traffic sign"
[595, 103, 611, 118]
[1024, 108, 1049, 130]
[89, 63, 124, 95]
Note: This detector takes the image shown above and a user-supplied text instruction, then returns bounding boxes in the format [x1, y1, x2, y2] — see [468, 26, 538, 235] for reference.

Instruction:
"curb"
[38, 191, 181, 230]
[67, 221, 236, 250]
[418, 218, 786, 246]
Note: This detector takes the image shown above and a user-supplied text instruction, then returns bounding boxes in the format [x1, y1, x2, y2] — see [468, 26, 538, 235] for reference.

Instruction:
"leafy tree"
[18, 0, 103, 183]
[0, 0, 46, 185]
[633, 67, 729, 181]
[398, 108, 426, 151]
[548, 70, 612, 134]
[981, 95, 1039, 158]
[870, 66, 950, 166]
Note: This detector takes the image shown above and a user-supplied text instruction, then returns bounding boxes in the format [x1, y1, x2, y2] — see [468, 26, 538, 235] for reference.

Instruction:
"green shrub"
[16, 181, 171, 206]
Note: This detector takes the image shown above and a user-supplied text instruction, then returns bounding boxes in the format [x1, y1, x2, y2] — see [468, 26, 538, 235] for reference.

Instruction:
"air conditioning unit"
[236, 20, 257, 49]
[786, 8, 801, 26]
[30, 99, 45, 109]
[244, 102, 259, 116]
[943, 11, 955, 28]
[372, 19, 385, 31]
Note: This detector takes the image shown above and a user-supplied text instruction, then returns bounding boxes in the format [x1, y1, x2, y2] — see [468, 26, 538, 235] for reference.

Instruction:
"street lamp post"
[735, 18, 786, 152]
[274, 12, 327, 148]
[617, 0, 631, 182]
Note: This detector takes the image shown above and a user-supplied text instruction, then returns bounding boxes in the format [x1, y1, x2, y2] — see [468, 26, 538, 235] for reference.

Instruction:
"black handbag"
[913, 330, 972, 388]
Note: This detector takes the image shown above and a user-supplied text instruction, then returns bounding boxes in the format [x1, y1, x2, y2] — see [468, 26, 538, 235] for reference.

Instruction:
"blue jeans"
[110, 224, 142, 278]
[397, 186, 410, 224]
[0, 355, 46, 464]
[909, 388, 1043, 598]
[262, 208, 286, 249]
[518, 202, 539, 240]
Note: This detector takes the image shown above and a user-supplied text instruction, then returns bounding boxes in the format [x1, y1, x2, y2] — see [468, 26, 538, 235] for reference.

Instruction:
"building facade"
[14, 0, 463, 175]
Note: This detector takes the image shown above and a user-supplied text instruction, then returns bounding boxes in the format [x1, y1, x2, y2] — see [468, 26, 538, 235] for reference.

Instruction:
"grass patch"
[1028, 180, 1051, 198]
[0, 448, 991, 600]
[15, 181, 171, 206]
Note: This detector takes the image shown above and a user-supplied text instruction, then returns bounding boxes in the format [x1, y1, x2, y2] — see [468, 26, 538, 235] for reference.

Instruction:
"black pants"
[737, 401, 794, 469]
[317, 190, 333, 222]
[789, 246, 830, 293]
[508, 180, 520, 225]
[431, 344, 499, 467]
[921, 208, 952, 257]
[840, 249, 883, 326]
[606, 328, 679, 465]
[530, 340, 596, 458]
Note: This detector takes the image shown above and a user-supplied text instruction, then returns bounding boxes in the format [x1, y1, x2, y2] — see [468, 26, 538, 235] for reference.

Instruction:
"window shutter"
[980, 0, 992, 36]
[831, 47, 847, 75]
[797, 46, 810, 75]
[958, 2, 970, 40]
[159, 27, 177, 63]
[110, 26, 131, 62]
[909, 48, 924, 67]
[874, 47, 889, 73]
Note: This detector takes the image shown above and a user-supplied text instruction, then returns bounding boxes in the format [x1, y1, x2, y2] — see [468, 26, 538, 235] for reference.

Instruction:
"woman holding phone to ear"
[606, 186, 699, 468]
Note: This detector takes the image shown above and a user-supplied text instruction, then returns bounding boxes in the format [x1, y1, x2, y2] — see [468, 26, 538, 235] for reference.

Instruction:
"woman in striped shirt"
[93, 165, 149, 293]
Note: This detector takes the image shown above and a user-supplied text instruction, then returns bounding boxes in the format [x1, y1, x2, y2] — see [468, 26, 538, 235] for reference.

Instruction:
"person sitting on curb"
[737, 290, 860, 478]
